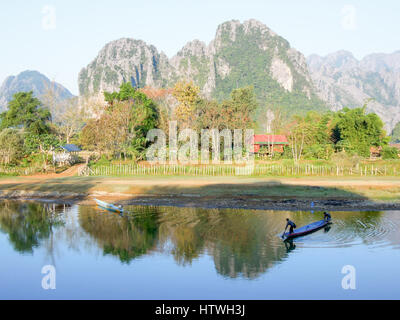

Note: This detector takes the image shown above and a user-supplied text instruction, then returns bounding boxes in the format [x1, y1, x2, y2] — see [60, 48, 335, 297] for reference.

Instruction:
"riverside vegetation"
[0, 80, 399, 178]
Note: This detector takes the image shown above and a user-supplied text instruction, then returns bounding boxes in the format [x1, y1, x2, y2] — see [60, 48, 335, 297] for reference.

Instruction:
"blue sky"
[0, 0, 399, 95]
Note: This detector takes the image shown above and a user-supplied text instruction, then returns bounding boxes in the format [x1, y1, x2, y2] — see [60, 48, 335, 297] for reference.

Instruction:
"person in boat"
[284, 218, 297, 235]
[324, 212, 331, 221]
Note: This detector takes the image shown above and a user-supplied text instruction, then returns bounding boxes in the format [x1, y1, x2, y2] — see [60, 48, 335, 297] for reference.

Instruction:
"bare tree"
[286, 118, 310, 163]
[56, 97, 87, 144]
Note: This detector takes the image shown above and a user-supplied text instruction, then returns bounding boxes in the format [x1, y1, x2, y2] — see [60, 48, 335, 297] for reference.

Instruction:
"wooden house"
[253, 135, 289, 154]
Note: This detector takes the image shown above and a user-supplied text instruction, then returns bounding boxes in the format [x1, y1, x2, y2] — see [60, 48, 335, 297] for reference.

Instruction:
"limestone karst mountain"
[0, 70, 74, 112]
[307, 50, 400, 132]
[79, 19, 326, 119]
[78, 19, 400, 131]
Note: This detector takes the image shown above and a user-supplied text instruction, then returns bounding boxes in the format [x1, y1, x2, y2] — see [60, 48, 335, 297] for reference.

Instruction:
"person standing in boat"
[324, 212, 331, 222]
[284, 218, 297, 235]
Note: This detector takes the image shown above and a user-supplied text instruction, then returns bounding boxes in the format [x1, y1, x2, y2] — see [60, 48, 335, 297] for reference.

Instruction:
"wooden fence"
[78, 163, 400, 177]
[0, 166, 36, 176]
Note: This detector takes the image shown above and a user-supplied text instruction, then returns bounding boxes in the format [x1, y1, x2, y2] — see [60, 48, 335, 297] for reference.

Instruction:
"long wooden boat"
[95, 198, 124, 214]
[283, 219, 331, 240]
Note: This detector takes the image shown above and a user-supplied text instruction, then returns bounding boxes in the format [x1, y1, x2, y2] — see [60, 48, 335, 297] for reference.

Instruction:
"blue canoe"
[95, 198, 124, 214]
[283, 219, 331, 240]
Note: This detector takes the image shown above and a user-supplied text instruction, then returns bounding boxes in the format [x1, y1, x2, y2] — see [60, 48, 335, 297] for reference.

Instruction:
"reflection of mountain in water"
[74, 207, 395, 278]
[79, 206, 289, 278]
[1, 202, 396, 280]
[189, 209, 288, 279]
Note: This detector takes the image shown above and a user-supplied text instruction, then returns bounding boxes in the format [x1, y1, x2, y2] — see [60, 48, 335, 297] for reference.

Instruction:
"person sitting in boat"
[284, 218, 297, 235]
[324, 212, 331, 221]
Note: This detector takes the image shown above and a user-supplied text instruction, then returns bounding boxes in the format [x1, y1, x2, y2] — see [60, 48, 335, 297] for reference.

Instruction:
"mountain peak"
[78, 19, 326, 117]
[213, 19, 277, 46]
[78, 37, 170, 96]
[0, 70, 74, 111]
[176, 39, 207, 57]
[242, 19, 277, 36]
[308, 50, 358, 71]
[308, 49, 400, 131]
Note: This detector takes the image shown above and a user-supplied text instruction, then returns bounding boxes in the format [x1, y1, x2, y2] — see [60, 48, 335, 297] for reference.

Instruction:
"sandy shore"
[1, 176, 400, 211]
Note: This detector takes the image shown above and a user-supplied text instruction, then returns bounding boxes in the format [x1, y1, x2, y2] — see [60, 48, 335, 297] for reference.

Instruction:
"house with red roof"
[253, 135, 289, 154]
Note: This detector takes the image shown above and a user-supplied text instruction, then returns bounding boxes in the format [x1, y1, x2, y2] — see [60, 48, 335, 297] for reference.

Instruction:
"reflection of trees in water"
[158, 208, 288, 278]
[203, 210, 286, 279]
[152, 209, 387, 278]
[158, 208, 209, 265]
[78, 206, 160, 263]
[0, 202, 65, 255]
[2, 202, 388, 280]
[78, 205, 289, 278]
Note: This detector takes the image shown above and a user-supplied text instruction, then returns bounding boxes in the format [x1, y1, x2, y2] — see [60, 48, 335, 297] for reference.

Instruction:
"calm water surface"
[0, 201, 399, 299]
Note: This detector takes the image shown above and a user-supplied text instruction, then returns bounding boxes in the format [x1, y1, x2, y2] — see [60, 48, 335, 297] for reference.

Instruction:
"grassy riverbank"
[1, 175, 400, 211]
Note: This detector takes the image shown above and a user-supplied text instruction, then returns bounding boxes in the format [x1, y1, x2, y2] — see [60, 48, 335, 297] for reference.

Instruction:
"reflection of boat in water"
[283, 219, 332, 240]
[95, 199, 124, 214]
[323, 225, 332, 233]
[284, 239, 296, 252]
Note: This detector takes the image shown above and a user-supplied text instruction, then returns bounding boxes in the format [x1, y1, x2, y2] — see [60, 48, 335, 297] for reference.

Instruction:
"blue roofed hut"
[53, 144, 82, 166]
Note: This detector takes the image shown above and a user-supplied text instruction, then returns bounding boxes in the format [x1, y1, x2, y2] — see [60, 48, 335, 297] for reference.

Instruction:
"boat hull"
[283, 219, 331, 240]
[95, 199, 124, 213]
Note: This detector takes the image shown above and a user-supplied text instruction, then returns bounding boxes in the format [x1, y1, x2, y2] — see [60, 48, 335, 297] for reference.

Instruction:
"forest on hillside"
[0, 81, 399, 175]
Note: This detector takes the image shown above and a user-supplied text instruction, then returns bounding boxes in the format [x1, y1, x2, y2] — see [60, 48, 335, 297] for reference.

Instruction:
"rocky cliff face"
[308, 51, 400, 131]
[79, 38, 173, 96]
[79, 20, 324, 116]
[0, 70, 74, 112]
[77, 20, 400, 131]
[207, 20, 316, 100]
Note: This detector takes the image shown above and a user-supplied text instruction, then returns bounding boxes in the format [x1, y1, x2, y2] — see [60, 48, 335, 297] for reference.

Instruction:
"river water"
[0, 201, 399, 299]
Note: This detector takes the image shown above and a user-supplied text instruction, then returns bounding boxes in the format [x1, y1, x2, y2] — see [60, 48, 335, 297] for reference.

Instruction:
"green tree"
[172, 81, 201, 129]
[0, 128, 24, 164]
[104, 82, 138, 104]
[194, 86, 258, 132]
[331, 107, 389, 157]
[301, 112, 334, 160]
[24, 133, 60, 171]
[87, 83, 159, 159]
[381, 146, 399, 159]
[223, 86, 258, 130]
[195, 99, 224, 130]
[0, 91, 51, 134]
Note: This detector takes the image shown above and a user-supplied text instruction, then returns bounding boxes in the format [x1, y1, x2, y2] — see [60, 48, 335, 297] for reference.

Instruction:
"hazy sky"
[0, 0, 399, 95]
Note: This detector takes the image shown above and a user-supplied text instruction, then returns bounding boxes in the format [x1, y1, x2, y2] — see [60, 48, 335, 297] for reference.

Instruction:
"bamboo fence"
[77, 163, 400, 177]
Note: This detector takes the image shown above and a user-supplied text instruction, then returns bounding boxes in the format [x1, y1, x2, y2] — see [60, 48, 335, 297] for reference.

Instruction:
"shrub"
[381, 146, 399, 160]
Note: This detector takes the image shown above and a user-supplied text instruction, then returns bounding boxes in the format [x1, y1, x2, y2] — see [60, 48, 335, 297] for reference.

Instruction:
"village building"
[253, 135, 289, 155]
[369, 146, 382, 159]
[53, 144, 82, 166]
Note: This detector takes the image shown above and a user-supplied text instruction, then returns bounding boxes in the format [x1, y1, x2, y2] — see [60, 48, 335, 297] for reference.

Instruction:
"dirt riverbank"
[1, 176, 400, 211]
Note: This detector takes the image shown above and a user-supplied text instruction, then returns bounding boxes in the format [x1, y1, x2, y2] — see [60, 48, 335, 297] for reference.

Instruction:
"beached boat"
[283, 219, 331, 240]
[95, 198, 124, 213]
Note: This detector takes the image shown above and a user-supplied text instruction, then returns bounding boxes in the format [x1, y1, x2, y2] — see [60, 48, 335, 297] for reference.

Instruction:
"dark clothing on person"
[324, 212, 331, 221]
[286, 220, 296, 234]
